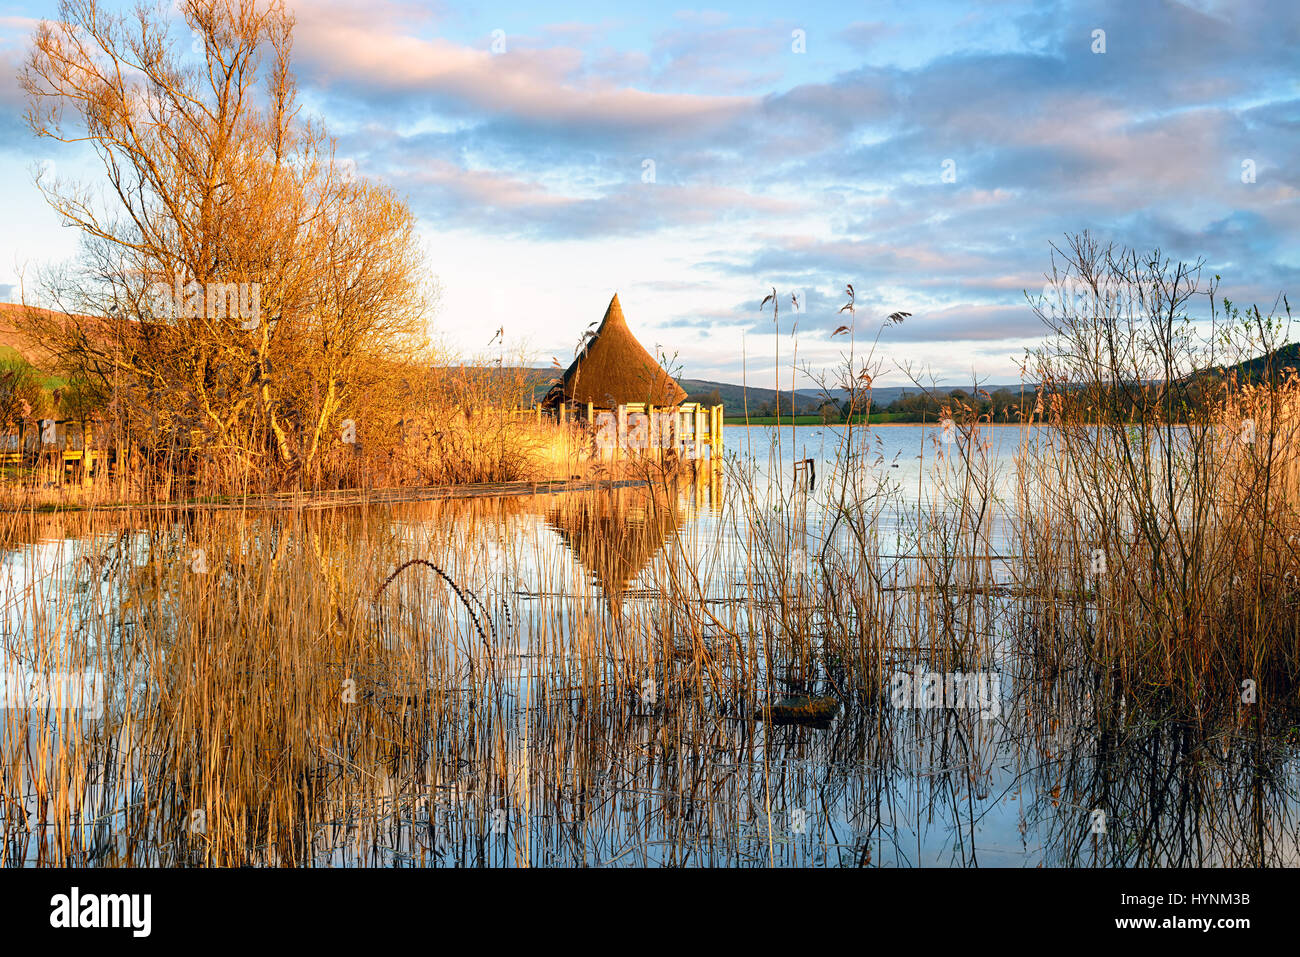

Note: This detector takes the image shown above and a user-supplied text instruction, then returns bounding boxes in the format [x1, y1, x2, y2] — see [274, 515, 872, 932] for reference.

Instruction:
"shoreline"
[722, 420, 1035, 428]
[0, 474, 691, 514]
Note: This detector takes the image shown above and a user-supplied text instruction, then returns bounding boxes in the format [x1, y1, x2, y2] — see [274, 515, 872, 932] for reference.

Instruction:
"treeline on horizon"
[705, 341, 1300, 425]
[714, 386, 1033, 424]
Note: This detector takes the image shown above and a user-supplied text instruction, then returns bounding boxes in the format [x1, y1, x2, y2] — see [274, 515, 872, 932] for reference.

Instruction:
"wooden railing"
[0, 420, 107, 479]
[514, 401, 725, 461]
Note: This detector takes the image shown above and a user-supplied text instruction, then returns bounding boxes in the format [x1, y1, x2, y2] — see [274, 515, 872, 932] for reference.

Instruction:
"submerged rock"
[761, 694, 840, 725]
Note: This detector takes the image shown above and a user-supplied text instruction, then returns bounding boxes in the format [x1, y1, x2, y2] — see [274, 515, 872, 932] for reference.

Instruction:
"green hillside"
[675, 378, 823, 417]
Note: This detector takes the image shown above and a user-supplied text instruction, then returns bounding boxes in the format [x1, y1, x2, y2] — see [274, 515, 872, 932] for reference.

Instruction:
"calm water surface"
[1, 424, 1295, 867]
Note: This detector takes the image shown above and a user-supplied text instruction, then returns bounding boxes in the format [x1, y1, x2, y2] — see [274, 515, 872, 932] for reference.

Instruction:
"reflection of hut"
[545, 487, 684, 600]
[546, 294, 687, 410]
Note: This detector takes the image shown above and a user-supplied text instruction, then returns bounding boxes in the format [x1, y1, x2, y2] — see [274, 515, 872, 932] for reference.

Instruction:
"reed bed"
[2, 363, 1300, 866]
[0, 405, 605, 510]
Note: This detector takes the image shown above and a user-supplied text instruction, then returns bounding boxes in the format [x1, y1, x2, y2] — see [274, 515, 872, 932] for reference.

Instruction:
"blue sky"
[0, 0, 1297, 386]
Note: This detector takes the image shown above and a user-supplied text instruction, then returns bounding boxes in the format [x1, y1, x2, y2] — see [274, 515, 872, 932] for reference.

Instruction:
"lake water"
[0, 423, 1295, 867]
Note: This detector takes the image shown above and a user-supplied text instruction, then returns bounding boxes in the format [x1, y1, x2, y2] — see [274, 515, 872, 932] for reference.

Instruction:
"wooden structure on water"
[0, 419, 109, 483]
[521, 399, 725, 462]
[531, 293, 725, 463]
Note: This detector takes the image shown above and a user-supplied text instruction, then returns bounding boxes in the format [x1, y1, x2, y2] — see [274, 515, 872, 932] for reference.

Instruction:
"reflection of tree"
[1013, 669, 1300, 867]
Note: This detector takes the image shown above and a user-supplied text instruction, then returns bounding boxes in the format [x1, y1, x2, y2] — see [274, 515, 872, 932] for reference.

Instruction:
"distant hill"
[0, 303, 69, 389]
[0, 303, 53, 365]
[677, 378, 823, 417]
[1212, 342, 1300, 384]
[516, 369, 825, 415]
[513, 367, 1035, 416]
[793, 384, 1031, 405]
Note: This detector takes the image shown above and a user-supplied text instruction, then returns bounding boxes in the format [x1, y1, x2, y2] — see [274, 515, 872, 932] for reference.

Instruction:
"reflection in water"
[0, 434, 1297, 867]
[545, 486, 685, 600]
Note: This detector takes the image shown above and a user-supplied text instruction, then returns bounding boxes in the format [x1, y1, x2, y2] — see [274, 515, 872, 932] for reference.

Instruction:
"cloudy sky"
[0, 0, 1296, 387]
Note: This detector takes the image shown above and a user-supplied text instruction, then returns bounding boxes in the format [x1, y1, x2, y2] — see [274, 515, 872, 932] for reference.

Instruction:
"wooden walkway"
[0, 474, 712, 514]
[0, 419, 104, 475]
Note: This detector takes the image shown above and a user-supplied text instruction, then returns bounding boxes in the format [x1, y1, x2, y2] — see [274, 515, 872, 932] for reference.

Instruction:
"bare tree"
[21, 0, 430, 486]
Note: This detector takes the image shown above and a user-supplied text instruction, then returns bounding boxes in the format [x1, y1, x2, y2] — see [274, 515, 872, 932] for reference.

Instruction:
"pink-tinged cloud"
[403, 159, 803, 236]
[755, 235, 1002, 275]
[292, 8, 754, 133]
[410, 160, 573, 209]
[0, 50, 25, 109]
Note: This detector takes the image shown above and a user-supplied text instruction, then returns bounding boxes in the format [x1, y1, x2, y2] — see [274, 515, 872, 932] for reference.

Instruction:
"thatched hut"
[546, 294, 687, 410]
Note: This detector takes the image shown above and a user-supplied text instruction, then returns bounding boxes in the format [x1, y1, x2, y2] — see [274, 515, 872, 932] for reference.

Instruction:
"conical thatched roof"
[550, 294, 687, 408]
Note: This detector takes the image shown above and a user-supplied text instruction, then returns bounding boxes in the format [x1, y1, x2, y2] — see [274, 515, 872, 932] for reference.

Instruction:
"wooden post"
[82, 423, 94, 486]
[617, 404, 627, 457]
[117, 428, 126, 499]
[587, 401, 593, 424]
